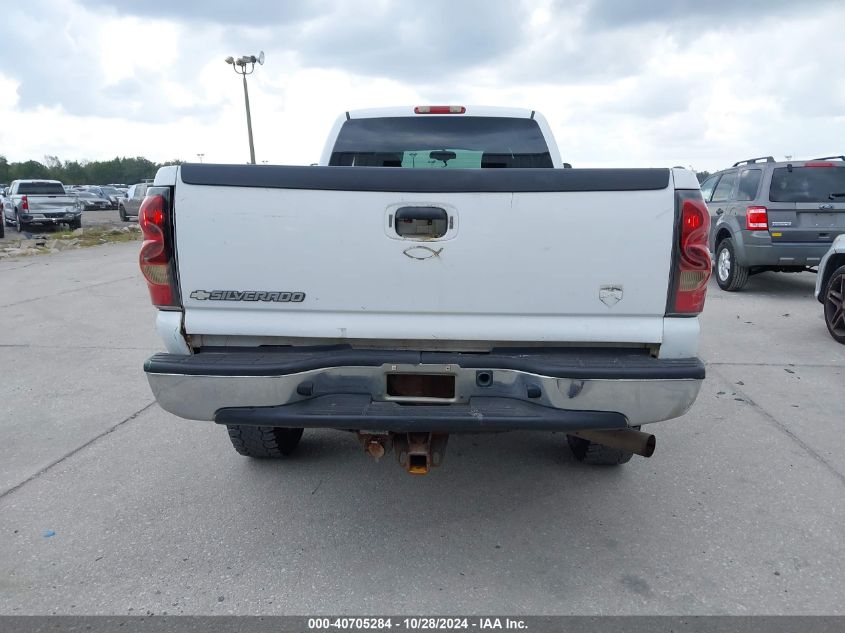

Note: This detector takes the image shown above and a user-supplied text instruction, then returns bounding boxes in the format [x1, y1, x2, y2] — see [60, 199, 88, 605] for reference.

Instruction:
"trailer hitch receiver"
[395, 433, 449, 475]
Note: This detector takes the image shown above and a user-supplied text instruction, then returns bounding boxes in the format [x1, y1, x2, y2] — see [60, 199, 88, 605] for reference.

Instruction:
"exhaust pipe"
[570, 428, 656, 458]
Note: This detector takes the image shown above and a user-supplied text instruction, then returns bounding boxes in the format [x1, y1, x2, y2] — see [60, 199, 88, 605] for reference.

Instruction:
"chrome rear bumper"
[145, 348, 703, 430]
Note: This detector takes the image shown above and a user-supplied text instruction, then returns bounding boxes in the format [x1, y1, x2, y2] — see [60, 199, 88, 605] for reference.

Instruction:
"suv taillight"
[139, 187, 180, 308]
[669, 191, 711, 315]
[20, 195, 28, 211]
[746, 206, 768, 230]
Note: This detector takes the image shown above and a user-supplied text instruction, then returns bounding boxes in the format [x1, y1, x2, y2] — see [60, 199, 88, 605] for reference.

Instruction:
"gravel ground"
[0, 210, 130, 246]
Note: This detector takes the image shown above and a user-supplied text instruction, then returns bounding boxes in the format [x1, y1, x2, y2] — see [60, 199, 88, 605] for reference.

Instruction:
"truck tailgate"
[173, 166, 677, 344]
[30, 195, 78, 211]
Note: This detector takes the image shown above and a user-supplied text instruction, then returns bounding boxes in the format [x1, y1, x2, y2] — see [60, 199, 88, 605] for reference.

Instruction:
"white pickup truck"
[142, 106, 711, 474]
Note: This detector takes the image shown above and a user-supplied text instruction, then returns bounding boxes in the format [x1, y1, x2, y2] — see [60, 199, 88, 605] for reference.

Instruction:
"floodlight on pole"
[196, 153, 204, 163]
[224, 50, 264, 165]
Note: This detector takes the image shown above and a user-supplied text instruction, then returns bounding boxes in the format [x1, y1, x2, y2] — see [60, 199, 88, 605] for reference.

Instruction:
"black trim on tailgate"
[144, 346, 705, 380]
[179, 163, 670, 193]
[214, 394, 628, 433]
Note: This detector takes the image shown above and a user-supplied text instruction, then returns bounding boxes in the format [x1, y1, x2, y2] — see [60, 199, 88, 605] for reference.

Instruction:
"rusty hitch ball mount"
[357, 432, 449, 475]
[357, 432, 393, 461]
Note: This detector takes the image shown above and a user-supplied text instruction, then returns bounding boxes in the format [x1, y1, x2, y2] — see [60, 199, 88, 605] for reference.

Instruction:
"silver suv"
[117, 182, 150, 221]
[701, 156, 845, 290]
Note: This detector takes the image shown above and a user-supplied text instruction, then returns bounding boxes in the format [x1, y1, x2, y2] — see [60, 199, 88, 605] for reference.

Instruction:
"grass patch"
[51, 226, 141, 248]
[1, 226, 142, 259]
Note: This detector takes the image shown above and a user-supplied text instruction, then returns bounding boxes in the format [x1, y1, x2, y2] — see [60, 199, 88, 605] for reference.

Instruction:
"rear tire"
[823, 264, 845, 345]
[715, 237, 749, 291]
[118, 205, 128, 222]
[566, 428, 638, 465]
[15, 212, 28, 233]
[226, 425, 304, 458]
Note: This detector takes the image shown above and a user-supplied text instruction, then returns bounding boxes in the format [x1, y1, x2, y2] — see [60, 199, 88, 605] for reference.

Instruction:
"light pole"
[196, 153, 204, 163]
[224, 51, 264, 165]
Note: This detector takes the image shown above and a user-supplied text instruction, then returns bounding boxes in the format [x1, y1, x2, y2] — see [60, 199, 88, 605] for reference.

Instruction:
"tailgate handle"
[394, 206, 449, 238]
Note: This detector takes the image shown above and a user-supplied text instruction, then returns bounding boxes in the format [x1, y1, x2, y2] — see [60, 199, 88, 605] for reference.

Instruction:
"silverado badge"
[189, 290, 305, 302]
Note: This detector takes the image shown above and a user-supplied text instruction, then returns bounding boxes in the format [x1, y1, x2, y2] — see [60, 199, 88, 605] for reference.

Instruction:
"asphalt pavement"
[0, 242, 843, 615]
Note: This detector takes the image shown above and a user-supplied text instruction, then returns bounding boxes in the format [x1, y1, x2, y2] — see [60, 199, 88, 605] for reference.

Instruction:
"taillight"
[139, 189, 180, 308]
[20, 195, 29, 211]
[414, 105, 466, 114]
[669, 191, 711, 315]
[803, 161, 835, 168]
[746, 206, 768, 230]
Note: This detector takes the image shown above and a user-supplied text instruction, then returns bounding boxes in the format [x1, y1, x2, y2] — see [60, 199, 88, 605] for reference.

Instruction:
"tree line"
[0, 155, 184, 185]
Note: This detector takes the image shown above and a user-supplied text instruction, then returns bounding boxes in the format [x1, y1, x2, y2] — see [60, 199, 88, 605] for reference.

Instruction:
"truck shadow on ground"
[241, 428, 611, 473]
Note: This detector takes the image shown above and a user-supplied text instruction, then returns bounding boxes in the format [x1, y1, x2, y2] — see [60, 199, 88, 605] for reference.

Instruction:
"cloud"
[0, 0, 843, 172]
[80, 0, 325, 26]
[582, 0, 838, 28]
[289, 0, 528, 81]
[0, 0, 220, 122]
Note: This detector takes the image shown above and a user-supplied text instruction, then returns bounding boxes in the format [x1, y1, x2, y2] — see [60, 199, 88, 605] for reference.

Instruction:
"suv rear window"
[16, 182, 66, 195]
[330, 117, 553, 168]
[769, 167, 845, 203]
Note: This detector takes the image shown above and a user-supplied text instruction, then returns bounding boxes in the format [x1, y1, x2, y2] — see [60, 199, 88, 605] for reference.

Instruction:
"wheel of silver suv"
[824, 264, 845, 344]
[717, 247, 731, 282]
[715, 238, 749, 291]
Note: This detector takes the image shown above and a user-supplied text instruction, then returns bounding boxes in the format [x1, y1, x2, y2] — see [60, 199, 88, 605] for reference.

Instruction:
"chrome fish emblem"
[403, 246, 443, 260]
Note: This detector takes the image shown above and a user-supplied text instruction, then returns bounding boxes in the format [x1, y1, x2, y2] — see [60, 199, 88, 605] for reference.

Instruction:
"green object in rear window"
[401, 149, 483, 169]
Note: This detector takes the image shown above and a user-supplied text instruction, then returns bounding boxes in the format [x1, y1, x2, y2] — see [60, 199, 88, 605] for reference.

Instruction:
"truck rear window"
[16, 182, 66, 195]
[329, 117, 553, 169]
[769, 167, 845, 203]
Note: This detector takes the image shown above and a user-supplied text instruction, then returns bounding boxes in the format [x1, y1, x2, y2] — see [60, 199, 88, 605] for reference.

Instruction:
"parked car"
[816, 234, 845, 344]
[99, 186, 124, 208]
[0, 184, 6, 238]
[700, 155, 845, 291]
[2, 179, 82, 231]
[141, 105, 711, 474]
[74, 191, 113, 211]
[117, 182, 149, 221]
[81, 186, 118, 209]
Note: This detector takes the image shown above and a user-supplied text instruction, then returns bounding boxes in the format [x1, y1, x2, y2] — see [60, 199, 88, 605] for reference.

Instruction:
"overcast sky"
[1, 0, 843, 171]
